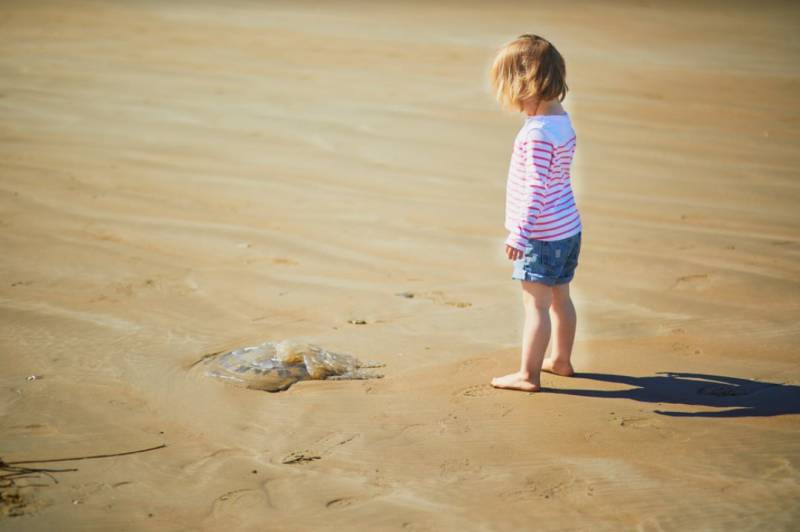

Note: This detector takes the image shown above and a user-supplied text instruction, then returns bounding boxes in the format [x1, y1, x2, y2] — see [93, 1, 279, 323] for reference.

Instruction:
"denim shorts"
[511, 231, 581, 286]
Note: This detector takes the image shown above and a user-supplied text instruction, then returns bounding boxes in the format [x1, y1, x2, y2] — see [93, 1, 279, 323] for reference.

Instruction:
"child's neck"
[522, 98, 565, 116]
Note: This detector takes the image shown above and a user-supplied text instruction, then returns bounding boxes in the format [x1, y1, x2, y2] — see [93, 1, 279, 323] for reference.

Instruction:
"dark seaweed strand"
[5, 444, 167, 465]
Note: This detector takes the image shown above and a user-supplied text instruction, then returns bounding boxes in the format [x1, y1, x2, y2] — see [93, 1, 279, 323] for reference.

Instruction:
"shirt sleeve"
[504, 129, 554, 251]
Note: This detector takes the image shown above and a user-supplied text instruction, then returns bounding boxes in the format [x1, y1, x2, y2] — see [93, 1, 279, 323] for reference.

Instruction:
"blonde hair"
[489, 34, 569, 112]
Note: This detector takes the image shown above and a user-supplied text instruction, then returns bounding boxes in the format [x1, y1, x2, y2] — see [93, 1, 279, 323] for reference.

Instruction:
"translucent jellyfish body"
[203, 339, 384, 392]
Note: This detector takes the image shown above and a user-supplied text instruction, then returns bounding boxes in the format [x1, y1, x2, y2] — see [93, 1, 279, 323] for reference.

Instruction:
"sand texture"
[1, 1, 799, 530]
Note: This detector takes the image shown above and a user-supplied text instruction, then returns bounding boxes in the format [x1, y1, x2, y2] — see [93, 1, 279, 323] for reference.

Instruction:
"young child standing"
[488, 34, 582, 392]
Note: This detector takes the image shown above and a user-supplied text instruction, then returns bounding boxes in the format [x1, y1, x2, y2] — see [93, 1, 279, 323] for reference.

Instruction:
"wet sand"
[1, 1, 799, 530]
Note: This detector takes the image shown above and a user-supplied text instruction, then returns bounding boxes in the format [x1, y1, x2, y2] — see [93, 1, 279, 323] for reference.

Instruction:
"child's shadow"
[548, 371, 800, 417]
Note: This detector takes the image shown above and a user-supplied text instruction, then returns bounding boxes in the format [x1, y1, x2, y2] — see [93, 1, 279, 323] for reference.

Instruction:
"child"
[488, 34, 582, 392]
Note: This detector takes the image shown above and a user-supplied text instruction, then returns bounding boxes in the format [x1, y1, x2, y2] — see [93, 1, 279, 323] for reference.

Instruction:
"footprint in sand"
[609, 413, 674, 439]
[210, 487, 272, 519]
[671, 273, 712, 291]
[402, 413, 472, 437]
[181, 449, 248, 476]
[438, 457, 482, 478]
[265, 471, 388, 513]
[455, 357, 489, 373]
[500, 469, 579, 501]
[396, 290, 471, 308]
[455, 384, 495, 398]
[671, 342, 704, 355]
[90, 276, 194, 303]
[281, 432, 359, 464]
[436, 412, 472, 435]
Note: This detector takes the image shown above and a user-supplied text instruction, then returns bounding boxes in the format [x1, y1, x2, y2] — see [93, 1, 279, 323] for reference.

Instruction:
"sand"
[1, 0, 799, 530]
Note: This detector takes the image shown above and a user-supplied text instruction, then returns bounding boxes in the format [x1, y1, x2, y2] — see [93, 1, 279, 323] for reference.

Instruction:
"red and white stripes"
[504, 119, 582, 249]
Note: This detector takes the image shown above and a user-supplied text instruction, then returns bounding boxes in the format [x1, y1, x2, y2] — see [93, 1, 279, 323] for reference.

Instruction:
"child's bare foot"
[541, 357, 574, 376]
[490, 371, 541, 392]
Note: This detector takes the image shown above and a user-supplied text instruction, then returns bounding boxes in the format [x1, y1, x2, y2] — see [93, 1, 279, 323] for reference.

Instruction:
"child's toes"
[491, 372, 539, 391]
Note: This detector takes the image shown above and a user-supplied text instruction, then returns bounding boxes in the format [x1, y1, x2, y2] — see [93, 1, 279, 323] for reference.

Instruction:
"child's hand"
[505, 244, 523, 260]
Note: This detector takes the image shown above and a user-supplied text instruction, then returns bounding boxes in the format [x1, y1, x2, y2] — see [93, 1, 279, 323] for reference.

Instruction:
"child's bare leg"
[542, 282, 576, 376]
[491, 280, 552, 391]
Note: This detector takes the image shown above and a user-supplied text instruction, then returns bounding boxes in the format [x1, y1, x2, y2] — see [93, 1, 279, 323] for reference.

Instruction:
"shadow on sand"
[549, 371, 800, 417]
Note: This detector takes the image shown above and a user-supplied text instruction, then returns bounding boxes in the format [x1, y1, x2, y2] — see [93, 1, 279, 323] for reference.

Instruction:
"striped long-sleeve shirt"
[504, 113, 582, 249]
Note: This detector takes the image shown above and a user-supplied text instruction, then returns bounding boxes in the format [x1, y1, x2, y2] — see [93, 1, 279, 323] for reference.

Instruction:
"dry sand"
[1, 0, 799, 530]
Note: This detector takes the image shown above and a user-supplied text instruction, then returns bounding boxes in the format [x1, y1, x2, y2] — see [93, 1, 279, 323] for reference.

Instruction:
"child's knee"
[550, 283, 571, 306]
[522, 285, 553, 310]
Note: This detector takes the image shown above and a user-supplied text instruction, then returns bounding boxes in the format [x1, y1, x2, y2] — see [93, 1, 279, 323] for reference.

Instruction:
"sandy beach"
[1, 0, 799, 530]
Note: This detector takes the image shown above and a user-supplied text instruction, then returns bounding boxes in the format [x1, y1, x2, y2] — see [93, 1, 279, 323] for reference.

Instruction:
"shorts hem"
[510, 273, 557, 286]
